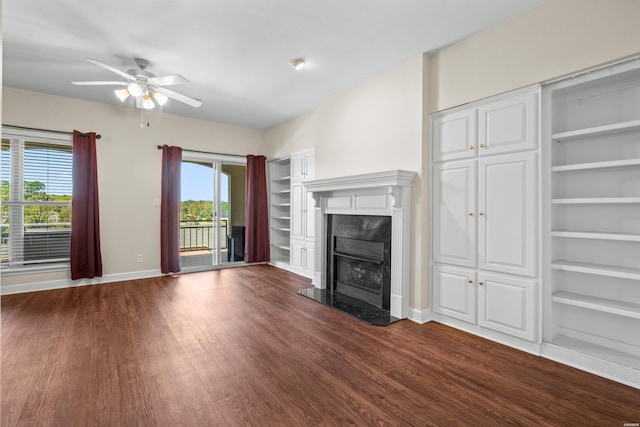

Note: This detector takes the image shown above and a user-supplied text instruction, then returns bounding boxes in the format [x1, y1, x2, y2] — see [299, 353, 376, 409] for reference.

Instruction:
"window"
[1, 128, 73, 273]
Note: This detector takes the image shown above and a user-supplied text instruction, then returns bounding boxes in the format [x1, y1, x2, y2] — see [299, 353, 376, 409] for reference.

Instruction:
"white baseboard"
[408, 307, 433, 324]
[0, 269, 163, 295]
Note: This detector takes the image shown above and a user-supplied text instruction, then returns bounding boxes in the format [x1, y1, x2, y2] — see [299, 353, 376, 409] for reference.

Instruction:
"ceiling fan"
[71, 58, 202, 109]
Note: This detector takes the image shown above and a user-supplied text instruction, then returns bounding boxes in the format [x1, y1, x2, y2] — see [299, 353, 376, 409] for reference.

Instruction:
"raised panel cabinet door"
[432, 264, 477, 324]
[478, 91, 537, 155]
[477, 272, 536, 342]
[290, 154, 305, 181]
[478, 152, 536, 277]
[290, 183, 305, 240]
[305, 188, 315, 240]
[433, 108, 477, 162]
[304, 244, 315, 274]
[304, 151, 315, 179]
[432, 160, 477, 268]
[290, 239, 305, 270]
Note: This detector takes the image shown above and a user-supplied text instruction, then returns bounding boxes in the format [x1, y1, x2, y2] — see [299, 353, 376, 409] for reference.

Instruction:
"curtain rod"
[156, 145, 242, 157]
[3, 124, 102, 139]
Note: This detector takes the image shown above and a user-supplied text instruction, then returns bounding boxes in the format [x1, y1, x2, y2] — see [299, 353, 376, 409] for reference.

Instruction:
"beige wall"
[266, 55, 428, 311]
[430, 0, 640, 113]
[2, 88, 264, 287]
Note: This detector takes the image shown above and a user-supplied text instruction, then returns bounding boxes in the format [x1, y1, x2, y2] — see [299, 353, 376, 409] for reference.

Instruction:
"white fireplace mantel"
[304, 170, 416, 319]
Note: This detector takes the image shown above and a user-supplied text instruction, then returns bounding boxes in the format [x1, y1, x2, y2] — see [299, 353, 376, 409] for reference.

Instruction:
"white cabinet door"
[290, 239, 304, 270]
[305, 189, 315, 240]
[478, 92, 537, 155]
[290, 183, 304, 240]
[291, 150, 314, 181]
[304, 244, 315, 275]
[432, 264, 477, 324]
[433, 109, 477, 162]
[433, 160, 477, 268]
[477, 272, 536, 342]
[478, 152, 536, 277]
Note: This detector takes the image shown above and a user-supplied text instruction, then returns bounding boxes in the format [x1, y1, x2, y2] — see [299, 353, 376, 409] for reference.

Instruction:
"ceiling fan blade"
[71, 81, 128, 86]
[148, 74, 189, 86]
[156, 87, 202, 108]
[85, 58, 136, 81]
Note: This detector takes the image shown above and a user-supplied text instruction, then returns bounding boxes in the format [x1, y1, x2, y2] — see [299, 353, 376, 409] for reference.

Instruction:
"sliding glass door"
[180, 152, 246, 272]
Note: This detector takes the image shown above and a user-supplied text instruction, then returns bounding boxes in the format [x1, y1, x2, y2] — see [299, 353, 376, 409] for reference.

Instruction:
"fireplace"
[303, 169, 416, 320]
[328, 215, 391, 310]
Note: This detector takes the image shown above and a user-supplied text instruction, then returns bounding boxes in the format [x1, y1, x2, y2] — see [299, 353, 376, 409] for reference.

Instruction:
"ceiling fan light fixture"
[153, 91, 168, 106]
[291, 58, 305, 71]
[114, 88, 130, 101]
[142, 94, 155, 110]
[127, 82, 143, 97]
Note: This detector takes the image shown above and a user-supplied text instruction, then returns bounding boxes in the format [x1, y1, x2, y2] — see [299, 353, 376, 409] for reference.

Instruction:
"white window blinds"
[1, 129, 73, 272]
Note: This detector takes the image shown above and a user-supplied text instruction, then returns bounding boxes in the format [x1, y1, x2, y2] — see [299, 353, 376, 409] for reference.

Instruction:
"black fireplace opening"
[298, 213, 398, 326]
[328, 215, 391, 310]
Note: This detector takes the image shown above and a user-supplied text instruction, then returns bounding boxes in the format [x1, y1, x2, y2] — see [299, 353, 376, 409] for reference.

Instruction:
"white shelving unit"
[543, 59, 640, 386]
[268, 158, 292, 267]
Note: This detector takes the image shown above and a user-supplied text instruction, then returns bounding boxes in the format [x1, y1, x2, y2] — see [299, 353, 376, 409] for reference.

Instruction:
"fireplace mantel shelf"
[304, 170, 416, 194]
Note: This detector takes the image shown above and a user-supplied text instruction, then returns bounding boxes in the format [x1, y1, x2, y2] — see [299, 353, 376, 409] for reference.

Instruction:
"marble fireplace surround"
[304, 170, 416, 319]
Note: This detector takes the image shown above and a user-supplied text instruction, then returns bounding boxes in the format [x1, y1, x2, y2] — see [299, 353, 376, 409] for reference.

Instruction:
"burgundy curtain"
[70, 131, 103, 280]
[161, 145, 182, 274]
[245, 155, 270, 263]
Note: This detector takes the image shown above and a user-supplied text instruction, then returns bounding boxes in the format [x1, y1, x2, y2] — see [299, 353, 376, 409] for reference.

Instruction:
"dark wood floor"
[2, 265, 639, 426]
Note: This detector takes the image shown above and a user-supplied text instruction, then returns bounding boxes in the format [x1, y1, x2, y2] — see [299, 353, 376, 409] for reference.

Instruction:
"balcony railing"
[180, 219, 228, 253]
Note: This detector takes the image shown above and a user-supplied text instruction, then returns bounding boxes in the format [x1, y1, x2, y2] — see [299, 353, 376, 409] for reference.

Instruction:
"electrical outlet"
[137, 254, 143, 263]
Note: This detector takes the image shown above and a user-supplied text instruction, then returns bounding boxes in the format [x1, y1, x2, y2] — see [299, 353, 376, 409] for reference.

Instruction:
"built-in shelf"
[551, 230, 640, 242]
[552, 197, 640, 204]
[552, 291, 640, 320]
[273, 176, 291, 182]
[272, 203, 291, 207]
[551, 157, 640, 172]
[552, 119, 640, 141]
[271, 226, 290, 232]
[273, 189, 291, 194]
[551, 260, 640, 280]
[272, 216, 291, 220]
[271, 243, 291, 251]
[551, 334, 640, 370]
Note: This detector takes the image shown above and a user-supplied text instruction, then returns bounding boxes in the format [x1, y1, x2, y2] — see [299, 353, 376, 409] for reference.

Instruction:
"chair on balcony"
[227, 226, 245, 262]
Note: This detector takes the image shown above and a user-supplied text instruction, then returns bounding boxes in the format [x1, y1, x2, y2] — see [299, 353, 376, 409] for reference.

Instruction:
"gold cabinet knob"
[479, 281, 484, 286]
[479, 211, 484, 216]
[468, 211, 474, 216]
[469, 145, 475, 150]
[468, 279, 473, 284]
[479, 144, 485, 148]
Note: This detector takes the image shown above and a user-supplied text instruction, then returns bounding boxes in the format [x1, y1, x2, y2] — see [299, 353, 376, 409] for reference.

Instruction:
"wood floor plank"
[2, 264, 640, 426]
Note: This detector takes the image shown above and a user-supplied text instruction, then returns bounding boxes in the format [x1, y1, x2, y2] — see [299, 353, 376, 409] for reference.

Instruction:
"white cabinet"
[433, 109, 477, 162]
[432, 160, 476, 268]
[432, 265, 476, 323]
[478, 92, 537, 155]
[291, 182, 316, 242]
[291, 149, 314, 181]
[291, 239, 315, 276]
[268, 149, 315, 278]
[478, 272, 536, 342]
[431, 86, 539, 344]
[432, 151, 537, 277]
[433, 91, 537, 162]
[478, 152, 537, 277]
[543, 60, 640, 383]
[432, 266, 537, 341]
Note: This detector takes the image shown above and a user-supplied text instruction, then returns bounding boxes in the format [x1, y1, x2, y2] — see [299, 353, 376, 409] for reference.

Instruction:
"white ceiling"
[3, 0, 547, 130]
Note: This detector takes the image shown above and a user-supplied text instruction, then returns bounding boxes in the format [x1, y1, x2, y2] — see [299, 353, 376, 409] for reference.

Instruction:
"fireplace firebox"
[328, 215, 391, 310]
